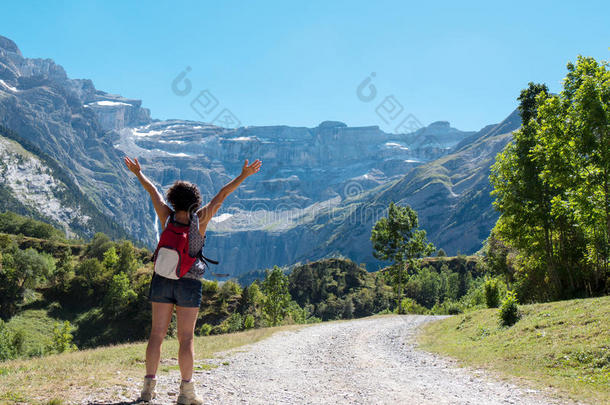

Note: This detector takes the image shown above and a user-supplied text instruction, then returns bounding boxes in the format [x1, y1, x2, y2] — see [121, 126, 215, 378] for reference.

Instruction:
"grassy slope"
[3, 309, 58, 358]
[419, 296, 610, 404]
[0, 324, 304, 404]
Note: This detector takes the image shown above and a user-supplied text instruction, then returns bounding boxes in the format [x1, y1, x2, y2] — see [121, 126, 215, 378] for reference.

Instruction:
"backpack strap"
[197, 250, 228, 277]
[168, 211, 190, 227]
[198, 251, 219, 265]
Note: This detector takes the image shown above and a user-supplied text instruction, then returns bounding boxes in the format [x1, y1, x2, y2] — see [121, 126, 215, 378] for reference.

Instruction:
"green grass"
[419, 295, 610, 404]
[5, 309, 57, 357]
[0, 323, 304, 404]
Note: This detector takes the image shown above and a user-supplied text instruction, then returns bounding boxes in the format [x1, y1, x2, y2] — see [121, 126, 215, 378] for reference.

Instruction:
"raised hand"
[124, 156, 142, 176]
[241, 159, 262, 177]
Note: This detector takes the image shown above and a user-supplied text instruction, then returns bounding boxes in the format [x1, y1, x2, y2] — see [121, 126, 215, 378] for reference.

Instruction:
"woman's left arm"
[197, 159, 262, 234]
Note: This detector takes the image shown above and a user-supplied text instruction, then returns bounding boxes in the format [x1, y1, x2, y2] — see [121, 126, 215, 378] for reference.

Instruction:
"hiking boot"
[139, 377, 157, 402]
[177, 380, 203, 405]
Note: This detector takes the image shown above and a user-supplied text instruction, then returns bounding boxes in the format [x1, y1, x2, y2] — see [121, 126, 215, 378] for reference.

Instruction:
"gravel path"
[86, 315, 573, 405]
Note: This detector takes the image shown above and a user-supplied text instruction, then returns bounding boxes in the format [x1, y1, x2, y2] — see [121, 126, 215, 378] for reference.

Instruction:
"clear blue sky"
[2, 0, 609, 132]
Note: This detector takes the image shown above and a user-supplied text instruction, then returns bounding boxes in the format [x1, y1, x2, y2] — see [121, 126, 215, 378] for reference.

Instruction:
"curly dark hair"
[166, 180, 202, 214]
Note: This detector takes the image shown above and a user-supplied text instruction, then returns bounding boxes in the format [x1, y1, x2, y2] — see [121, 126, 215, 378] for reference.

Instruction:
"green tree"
[0, 233, 15, 250]
[102, 246, 119, 273]
[371, 202, 435, 313]
[46, 249, 75, 301]
[238, 282, 264, 324]
[406, 266, 441, 309]
[68, 258, 106, 305]
[544, 56, 610, 292]
[0, 248, 55, 319]
[76, 258, 105, 281]
[490, 57, 610, 300]
[219, 280, 242, 304]
[261, 266, 291, 326]
[85, 233, 114, 260]
[482, 228, 514, 282]
[104, 272, 137, 316]
[117, 241, 138, 277]
[490, 82, 560, 298]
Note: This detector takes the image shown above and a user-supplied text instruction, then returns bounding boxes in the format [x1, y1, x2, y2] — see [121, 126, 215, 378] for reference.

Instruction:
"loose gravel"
[84, 315, 575, 405]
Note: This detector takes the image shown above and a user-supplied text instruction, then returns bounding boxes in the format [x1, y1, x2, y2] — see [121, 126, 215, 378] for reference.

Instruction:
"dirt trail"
[86, 315, 573, 404]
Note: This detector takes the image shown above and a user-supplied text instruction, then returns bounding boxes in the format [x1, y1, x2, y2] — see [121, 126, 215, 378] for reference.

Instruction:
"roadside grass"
[418, 295, 610, 404]
[0, 324, 304, 405]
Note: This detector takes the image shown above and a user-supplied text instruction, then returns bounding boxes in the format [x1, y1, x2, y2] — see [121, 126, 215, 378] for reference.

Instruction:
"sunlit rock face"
[0, 35, 155, 243]
[116, 118, 473, 211]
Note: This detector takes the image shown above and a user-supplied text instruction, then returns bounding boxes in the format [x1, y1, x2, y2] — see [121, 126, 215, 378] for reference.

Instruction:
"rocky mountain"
[0, 125, 129, 239]
[116, 118, 473, 212]
[0, 34, 519, 276]
[0, 35, 155, 243]
[199, 110, 521, 273]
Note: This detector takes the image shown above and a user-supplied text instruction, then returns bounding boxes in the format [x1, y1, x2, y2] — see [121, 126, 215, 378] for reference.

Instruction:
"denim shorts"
[148, 273, 203, 308]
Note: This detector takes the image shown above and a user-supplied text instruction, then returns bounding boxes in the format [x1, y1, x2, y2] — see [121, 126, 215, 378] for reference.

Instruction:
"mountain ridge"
[0, 34, 518, 275]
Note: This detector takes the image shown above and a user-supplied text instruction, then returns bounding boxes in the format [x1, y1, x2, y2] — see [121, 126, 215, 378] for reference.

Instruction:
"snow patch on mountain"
[0, 79, 19, 92]
[87, 100, 132, 107]
[211, 213, 233, 223]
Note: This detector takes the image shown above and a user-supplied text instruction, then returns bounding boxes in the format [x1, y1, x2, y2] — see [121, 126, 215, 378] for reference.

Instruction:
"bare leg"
[176, 305, 199, 381]
[145, 302, 174, 376]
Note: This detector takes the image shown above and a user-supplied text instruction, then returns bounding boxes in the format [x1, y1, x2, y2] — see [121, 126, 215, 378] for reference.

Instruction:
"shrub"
[49, 321, 77, 353]
[211, 324, 227, 335]
[201, 279, 219, 295]
[460, 278, 486, 309]
[244, 314, 255, 329]
[198, 323, 213, 336]
[218, 280, 242, 302]
[0, 320, 24, 361]
[484, 277, 501, 308]
[223, 313, 244, 333]
[430, 300, 463, 315]
[284, 301, 316, 324]
[447, 302, 463, 315]
[397, 298, 427, 314]
[499, 291, 521, 327]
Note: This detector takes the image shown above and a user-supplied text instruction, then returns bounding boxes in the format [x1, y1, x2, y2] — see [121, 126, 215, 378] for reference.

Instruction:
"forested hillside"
[0, 210, 500, 361]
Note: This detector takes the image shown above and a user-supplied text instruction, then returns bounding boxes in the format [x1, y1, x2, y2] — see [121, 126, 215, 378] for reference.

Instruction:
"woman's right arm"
[124, 156, 171, 229]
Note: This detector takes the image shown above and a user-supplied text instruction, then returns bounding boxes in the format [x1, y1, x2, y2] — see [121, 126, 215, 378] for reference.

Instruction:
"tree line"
[0, 210, 499, 361]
